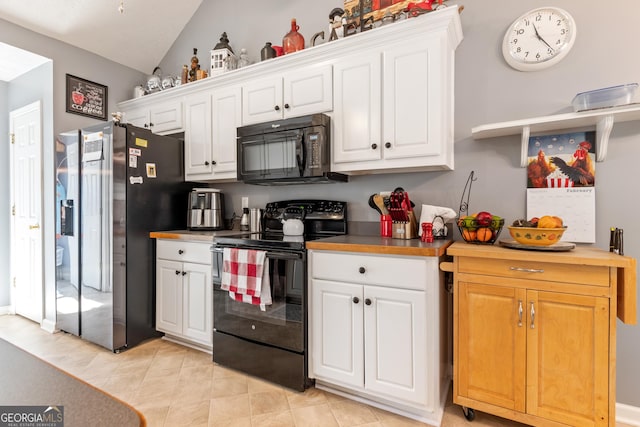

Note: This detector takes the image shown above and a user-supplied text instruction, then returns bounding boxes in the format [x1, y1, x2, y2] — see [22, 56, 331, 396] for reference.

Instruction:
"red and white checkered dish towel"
[221, 248, 272, 311]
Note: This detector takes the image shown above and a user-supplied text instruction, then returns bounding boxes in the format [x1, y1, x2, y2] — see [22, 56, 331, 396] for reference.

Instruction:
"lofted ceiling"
[0, 0, 203, 80]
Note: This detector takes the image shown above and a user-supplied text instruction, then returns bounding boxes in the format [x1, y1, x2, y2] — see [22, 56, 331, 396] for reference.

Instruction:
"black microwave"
[236, 113, 348, 185]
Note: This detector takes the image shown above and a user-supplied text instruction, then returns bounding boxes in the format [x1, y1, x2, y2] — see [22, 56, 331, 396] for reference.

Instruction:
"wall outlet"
[242, 197, 249, 209]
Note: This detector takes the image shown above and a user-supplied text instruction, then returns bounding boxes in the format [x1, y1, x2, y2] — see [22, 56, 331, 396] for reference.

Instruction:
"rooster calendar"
[526, 131, 596, 243]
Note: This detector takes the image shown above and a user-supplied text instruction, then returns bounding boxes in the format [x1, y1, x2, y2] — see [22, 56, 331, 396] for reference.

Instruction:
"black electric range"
[210, 199, 347, 391]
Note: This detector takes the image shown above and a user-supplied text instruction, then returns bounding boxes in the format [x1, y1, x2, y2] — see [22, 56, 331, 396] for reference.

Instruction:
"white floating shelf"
[471, 103, 640, 167]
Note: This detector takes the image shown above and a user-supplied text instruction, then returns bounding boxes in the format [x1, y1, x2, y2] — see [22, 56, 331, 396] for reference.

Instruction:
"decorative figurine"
[237, 48, 251, 68]
[328, 8, 346, 41]
[210, 32, 235, 76]
[189, 48, 199, 82]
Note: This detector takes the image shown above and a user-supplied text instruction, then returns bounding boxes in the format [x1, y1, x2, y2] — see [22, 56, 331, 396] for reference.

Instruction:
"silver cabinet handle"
[530, 302, 535, 329]
[518, 300, 523, 327]
[510, 266, 544, 273]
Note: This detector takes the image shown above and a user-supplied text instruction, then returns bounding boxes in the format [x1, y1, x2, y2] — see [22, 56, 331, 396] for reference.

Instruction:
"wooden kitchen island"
[444, 241, 637, 427]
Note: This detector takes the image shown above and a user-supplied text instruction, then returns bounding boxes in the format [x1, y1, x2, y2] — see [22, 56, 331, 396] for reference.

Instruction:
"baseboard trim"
[0, 306, 11, 315]
[40, 318, 57, 334]
[617, 403, 640, 426]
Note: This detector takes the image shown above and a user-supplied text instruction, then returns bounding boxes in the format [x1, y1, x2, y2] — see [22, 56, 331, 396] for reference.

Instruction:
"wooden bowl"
[507, 226, 567, 246]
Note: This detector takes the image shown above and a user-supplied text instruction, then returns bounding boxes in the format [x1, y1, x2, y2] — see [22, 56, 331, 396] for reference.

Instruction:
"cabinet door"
[364, 285, 428, 405]
[184, 91, 213, 178]
[382, 36, 446, 161]
[332, 52, 382, 165]
[150, 99, 184, 134]
[211, 86, 241, 179]
[456, 282, 527, 412]
[242, 76, 283, 125]
[156, 259, 183, 335]
[283, 65, 333, 118]
[182, 262, 213, 346]
[526, 290, 609, 426]
[124, 108, 150, 129]
[310, 279, 364, 388]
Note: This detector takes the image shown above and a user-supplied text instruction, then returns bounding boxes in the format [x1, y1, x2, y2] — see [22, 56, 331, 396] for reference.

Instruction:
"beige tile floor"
[0, 314, 633, 427]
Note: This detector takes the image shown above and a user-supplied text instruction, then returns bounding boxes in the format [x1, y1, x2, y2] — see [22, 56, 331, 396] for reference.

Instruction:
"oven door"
[213, 248, 306, 353]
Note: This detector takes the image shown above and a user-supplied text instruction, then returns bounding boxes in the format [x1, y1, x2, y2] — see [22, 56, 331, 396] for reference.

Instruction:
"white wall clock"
[502, 7, 577, 71]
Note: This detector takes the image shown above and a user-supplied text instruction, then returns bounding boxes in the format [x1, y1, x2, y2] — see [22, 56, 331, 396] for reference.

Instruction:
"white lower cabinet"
[156, 240, 212, 350]
[308, 250, 449, 425]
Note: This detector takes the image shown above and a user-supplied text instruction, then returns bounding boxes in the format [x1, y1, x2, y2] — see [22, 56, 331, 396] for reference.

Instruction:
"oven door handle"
[266, 251, 303, 260]
[213, 246, 303, 261]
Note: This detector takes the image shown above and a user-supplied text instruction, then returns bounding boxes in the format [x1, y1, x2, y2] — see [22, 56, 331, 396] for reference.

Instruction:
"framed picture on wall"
[65, 74, 108, 120]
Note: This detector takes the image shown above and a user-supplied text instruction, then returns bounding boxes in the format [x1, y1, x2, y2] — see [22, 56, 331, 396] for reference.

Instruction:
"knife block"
[391, 211, 419, 239]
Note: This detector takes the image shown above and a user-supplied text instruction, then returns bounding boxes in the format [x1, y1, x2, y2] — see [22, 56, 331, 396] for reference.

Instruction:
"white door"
[156, 259, 183, 335]
[332, 52, 382, 164]
[182, 262, 212, 345]
[211, 86, 241, 179]
[242, 76, 283, 125]
[310, 279, 363, 388]
[383, 36, 445, 160]
[364, 286, 427, 405]
[184, 91, 213, 178]
[10, 101, 43, 323]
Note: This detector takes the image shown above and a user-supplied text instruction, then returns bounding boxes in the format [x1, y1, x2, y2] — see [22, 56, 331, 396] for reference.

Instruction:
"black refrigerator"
[55, 123, 192, 351]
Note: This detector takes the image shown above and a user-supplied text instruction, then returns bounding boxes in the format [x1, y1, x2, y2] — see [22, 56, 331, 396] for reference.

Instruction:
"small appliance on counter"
[187, 188, 225, 230]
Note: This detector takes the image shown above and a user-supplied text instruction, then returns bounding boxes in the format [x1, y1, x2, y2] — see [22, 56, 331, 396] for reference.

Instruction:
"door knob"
[371, 143, 378, 150]
[352, 297, 359, 304]
[274, 105, 280, 111]
[29, 224, 40, 230]
[358, 267, 366, 274]
[175, 270, 181, 275]
[284, 103, 290, 109]
[178, 249, 184, 254]
[365, 298, 372, 306]
[385, 142, 391, 148]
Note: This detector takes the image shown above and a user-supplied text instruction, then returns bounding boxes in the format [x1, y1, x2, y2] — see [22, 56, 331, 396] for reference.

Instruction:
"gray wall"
[160, 0, 640, 406]
[0, 81, 8, 306]
[0, 17, 146, 325]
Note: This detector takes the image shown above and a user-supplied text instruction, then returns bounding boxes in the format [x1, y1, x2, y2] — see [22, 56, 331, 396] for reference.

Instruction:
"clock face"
[503, 7, 576, 71]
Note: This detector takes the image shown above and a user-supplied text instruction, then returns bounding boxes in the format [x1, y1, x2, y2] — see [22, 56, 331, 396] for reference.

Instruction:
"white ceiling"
[0, 0, 203, 80]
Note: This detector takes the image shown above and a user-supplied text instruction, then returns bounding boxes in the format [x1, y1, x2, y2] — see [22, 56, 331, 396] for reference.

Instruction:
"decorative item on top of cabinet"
[328, 7, 346, 41]
[189, 48, 199, 82]
[260, 42, 276, 61]
[283, 18, 305, 54]
[210, 32, 235, 76]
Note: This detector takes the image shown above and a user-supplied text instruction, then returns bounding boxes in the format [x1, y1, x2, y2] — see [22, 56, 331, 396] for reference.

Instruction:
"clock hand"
[532, 23, 555, 52]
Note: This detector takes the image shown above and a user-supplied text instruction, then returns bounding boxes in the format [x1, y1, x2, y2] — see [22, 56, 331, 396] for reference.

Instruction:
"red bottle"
[283, 18, 305, 54]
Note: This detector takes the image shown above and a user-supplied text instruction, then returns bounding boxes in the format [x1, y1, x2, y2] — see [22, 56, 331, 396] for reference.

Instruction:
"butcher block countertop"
[305, 235, 452, 257]
[446, 241, 637, 324]
[149, 229, 241, 242]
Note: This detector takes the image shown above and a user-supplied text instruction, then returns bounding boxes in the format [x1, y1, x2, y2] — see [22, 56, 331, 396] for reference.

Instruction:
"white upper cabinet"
[242, 64, 333, 125]
[332, 32, 455, 173]
[121, 97, 183, 135]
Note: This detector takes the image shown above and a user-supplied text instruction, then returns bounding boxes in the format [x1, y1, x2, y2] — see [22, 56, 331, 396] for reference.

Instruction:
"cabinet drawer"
[310, 251, 429, 291]
[458, 257, 609, 287]
[156, 240, 212, 265]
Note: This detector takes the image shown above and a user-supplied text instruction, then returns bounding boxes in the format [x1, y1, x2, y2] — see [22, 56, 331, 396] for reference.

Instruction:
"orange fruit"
[476, 227, 493, 242]
[462, 229, 477, 242]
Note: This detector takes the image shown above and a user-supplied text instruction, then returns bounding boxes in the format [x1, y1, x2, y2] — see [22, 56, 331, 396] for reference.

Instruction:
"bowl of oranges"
[457, 211, 504, 244]
[508, 215, 566, 246]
